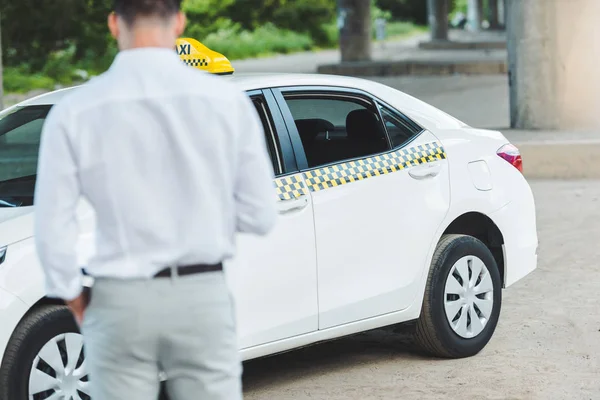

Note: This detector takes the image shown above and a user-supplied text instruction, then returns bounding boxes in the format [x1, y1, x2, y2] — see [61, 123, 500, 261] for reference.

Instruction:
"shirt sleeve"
[34, 104, 83, 301]
[233, 93, 277, 236]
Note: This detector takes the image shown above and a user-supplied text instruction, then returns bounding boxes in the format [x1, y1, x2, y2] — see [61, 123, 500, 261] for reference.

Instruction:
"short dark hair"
[114, 0, 183, 25]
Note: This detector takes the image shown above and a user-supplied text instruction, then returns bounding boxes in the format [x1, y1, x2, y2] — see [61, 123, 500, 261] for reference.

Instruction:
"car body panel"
[239, 298, 423, 361]
[0, 207, 34, 247]
[264, 84, 454, 329]
[302, 130, 451, 329]
[229, 173, 319, 349]
[490, 181, 538, 287]
[432, 127, 538, 287]
[0, 286, 28, 362]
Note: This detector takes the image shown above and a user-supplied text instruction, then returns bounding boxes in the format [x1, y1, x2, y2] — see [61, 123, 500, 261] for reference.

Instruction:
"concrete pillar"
[498, 0, 505, 28]
[466, 0, 481, 32]
[338, 0, 372, 62]
[506, 0, 600, 130]
[477, 0, 485, 27]
[488, 0, 501, 30]
[427, 0, 449, 41]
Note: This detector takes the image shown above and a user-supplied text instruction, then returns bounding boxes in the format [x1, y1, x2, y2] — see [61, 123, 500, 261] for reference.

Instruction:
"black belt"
[153, 263, 223, 278]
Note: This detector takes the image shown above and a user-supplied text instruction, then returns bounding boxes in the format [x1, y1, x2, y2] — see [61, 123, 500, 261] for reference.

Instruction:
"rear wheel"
[415, 234, 502, 358]
[0, 305, 90, 400]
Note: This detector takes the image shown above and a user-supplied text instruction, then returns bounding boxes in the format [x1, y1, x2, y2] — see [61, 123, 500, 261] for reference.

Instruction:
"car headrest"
[346, 109, 384, 141]
[295, 119, 334, 142]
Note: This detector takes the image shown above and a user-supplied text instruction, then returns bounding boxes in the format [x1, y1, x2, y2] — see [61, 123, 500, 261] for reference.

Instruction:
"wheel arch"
[17, 296, 66, 325]
[30, 296, 65, 308]
[441, 212, 505, 287]
[1, 296, 66, 365]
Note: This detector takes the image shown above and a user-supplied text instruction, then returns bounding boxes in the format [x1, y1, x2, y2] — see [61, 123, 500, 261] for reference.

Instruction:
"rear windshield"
[0, 105, 52, 207]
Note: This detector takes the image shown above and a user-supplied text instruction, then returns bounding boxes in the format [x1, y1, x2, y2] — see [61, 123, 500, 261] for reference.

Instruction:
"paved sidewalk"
[235, 30, 507, 75]
[233, 33, 428, 74]
[317, 30, 507, 76]
[502, 130, 600, 145]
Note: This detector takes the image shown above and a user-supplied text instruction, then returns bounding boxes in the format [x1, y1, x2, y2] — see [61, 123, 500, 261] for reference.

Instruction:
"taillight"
[497, 143, 523, 173]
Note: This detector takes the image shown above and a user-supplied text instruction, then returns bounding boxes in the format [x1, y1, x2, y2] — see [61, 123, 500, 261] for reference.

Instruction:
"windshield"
[0, 105, 52, 207]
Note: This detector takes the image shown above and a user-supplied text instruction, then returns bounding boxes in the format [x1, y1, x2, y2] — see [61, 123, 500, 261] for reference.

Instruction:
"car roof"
[16, 72, 468, 131]
[19, 73, 390, 106]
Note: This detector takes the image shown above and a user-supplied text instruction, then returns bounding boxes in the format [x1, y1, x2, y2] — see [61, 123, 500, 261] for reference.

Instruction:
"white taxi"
[0, 41, 537, 399]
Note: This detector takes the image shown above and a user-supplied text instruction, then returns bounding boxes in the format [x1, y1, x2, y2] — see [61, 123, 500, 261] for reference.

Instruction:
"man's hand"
[66, 287, 90, 325]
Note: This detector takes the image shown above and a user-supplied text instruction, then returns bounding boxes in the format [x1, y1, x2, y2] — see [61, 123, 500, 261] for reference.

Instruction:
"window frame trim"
[250, 95, 283, 175]
[271, 85, 424, 172]
[375, 101, 425, 150]
[247, 89, 298, 177]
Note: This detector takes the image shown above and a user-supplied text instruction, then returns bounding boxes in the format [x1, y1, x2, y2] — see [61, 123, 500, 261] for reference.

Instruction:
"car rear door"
[230, 90, 319, 349]
[273, 86, 450, 330]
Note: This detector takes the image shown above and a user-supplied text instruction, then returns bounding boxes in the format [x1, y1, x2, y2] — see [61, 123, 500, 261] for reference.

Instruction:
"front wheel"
[415, 234, 502, 358]
[0, 305, 90, 400]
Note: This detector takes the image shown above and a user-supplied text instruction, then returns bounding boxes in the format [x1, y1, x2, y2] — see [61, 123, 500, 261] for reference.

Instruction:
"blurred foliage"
[231, 0, 335, 46]
[376, 0, 428, 24]
[1, 0, 114, 69]
[203, 22, 313, 60]
[451, 0, 469, 16]
[3, 67, 55, 93]
[183, 0, 336, 47]
[1, 0, 427, 93]
[182, 0, 236, 39]
[385, 21, 428, 38]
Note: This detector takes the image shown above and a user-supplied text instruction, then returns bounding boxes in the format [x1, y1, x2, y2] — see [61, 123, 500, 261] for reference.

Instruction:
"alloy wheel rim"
[443, 255, 494, 339]
[29, 332, 90, 400]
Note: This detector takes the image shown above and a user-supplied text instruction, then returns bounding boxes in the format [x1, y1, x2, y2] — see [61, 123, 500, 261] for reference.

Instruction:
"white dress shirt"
[34, 47, 277, 301]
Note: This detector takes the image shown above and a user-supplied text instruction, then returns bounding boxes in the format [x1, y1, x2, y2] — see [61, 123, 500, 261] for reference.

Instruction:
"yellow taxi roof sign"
[176, 38, 234, 75]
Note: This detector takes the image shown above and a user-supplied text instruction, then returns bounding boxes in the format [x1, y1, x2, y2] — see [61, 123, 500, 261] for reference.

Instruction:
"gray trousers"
[82, 270, 242, 400]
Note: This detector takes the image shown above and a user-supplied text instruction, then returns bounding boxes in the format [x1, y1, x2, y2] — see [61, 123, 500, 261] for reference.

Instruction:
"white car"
[0, 73, 537, 400]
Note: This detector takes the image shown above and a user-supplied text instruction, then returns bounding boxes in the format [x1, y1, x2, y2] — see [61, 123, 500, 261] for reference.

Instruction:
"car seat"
[345, 109, 388, 159]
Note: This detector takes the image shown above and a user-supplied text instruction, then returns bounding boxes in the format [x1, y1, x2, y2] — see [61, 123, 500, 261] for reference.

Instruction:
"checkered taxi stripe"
[274, 141, 446, 200]
[182, 58, 209, 67]
[274, 174, 309, 201]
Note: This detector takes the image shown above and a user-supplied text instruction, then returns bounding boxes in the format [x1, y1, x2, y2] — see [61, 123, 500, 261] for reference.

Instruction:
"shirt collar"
[110, 47, 183, 71]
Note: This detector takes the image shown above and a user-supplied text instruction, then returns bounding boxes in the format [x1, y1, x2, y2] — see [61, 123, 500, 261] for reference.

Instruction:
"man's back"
[35, 47, 276, 290]
[34, 3, 273, 399]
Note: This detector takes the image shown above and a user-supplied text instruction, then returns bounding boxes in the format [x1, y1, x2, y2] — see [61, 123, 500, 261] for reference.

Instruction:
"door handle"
[277, 195, 309, 214]
[408, 163, 442, 180]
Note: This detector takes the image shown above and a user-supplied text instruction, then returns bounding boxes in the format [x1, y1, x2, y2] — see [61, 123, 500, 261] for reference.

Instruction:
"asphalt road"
[242, 180, 600, 400]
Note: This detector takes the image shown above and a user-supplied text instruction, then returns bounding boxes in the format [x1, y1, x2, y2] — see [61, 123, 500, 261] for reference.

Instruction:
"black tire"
[415, 234, 502, 358]
[0, 305, 81, 400]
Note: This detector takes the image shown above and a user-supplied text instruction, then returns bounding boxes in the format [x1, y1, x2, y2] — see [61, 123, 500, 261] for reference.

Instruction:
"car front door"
[229, 90, 319, 349]
[273, 87, 450, 330]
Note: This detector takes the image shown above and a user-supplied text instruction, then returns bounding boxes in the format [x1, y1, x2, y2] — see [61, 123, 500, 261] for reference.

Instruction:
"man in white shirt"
[33, 0, 277, 399]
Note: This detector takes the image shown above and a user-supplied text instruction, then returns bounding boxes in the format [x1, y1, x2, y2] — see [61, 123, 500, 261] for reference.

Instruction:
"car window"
[0, 105, 51, 207]
[284, 96, 390, 168]
[287, 98, 364, 127]
[252, 96, 282, 175]
[379, 105, 422, 149]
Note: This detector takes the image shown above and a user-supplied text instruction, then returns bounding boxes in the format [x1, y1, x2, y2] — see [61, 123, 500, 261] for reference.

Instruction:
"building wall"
[553, 0, 600, 129]
[507, 0, 600, 130]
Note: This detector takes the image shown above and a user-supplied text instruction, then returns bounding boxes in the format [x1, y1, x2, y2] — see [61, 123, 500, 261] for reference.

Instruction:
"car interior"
[294, 108, 389, 168]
